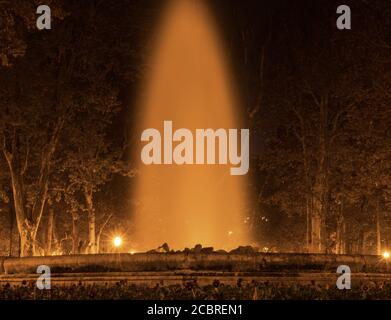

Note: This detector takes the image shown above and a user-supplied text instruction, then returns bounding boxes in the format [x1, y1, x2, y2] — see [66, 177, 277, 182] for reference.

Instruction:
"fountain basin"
[1, 253, 389, 275]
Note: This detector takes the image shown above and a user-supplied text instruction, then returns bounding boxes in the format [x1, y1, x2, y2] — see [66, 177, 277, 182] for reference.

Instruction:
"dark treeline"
[222, 0, 391, 254]
[0, 0, 153, 256]
[1, 0, 391, 256]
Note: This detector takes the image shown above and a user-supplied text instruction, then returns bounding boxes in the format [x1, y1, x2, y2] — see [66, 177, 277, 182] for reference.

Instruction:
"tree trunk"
[336, 221, 346, 254]
[376, 198, 381, 255]
[96, 213, 113, 253]
[3, 142, 50, 256]
[311, 175, 327, 253]
[310, 210, 323, 253]
[357, 230, 364, 254]
[292, 105, 313, 252]
[310, 95, 330, 253]
[52, 217, 60, 254]
[45, 206, 54, 255]
[96, 230, 101, 254]
[9, 204, 14, 257]
[306, 197, 311, 251]
[71, 211, 79, 254]
[85, 187, 97, 254]
[2, 111, 63, 257]
[88, 213, 96, 254]
[336, 199, 345, 254]
[9, 168, 35, 256]
[20, 227, 35, 257]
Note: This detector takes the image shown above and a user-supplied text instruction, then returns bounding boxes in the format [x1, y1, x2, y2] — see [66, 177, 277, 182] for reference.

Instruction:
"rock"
[201, 247, 214, 254]
[192, 244, 203, 254]
[229, 246, 256, 254]
[157, 243, 170, 253]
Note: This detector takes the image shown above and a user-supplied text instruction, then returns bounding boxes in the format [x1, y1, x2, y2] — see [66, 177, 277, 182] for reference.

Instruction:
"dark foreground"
[1, 280, 390, 300]
[1, 253, 391, 300]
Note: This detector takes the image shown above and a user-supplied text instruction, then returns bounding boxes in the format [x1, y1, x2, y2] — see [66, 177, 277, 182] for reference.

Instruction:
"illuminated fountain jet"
[132, 0, 252, 251]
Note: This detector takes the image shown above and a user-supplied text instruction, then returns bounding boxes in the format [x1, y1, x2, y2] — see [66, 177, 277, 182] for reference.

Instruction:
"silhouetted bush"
[0, 280, 390, 300]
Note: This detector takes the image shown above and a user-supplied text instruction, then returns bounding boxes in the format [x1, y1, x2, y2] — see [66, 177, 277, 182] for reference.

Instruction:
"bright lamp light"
[113, 236, 123, 248]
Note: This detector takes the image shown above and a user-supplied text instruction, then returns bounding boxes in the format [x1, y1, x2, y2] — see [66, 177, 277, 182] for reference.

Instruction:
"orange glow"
[132, 0, 252, 250]
[113, 236, 123, 248]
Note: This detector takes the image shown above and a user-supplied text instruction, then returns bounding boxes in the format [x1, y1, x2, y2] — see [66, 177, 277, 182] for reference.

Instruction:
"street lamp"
[113, 236, 123, 248]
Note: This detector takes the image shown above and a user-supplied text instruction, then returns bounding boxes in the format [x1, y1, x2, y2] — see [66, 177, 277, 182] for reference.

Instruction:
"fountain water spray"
[132, 0, 252, 251]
